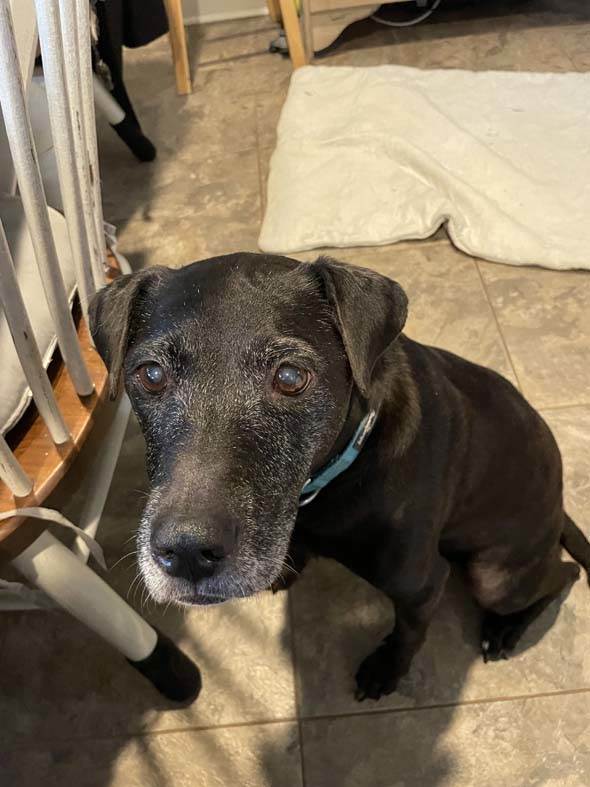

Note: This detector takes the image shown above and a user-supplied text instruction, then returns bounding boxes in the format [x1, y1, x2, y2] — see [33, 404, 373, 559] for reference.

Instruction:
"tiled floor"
[3, 0, 590, 784]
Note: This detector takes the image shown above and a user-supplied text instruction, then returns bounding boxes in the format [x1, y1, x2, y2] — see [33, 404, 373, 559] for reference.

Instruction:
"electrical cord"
[371, 0, 442, 28]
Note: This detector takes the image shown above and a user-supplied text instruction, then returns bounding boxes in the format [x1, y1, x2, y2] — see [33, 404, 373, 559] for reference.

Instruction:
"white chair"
[0, 0, 200, 702]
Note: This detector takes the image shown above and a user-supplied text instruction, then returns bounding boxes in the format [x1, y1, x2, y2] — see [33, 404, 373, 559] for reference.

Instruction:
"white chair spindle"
[58, 0, 104, 291]
[0, 0, 94, 399]
[0, 220, 70, 445]
[0, 434, 33, 498]
[75, 0, 106, 287]
[33, 0, 96, 320]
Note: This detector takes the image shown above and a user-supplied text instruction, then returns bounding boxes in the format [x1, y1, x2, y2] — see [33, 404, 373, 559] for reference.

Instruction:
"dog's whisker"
[110, 551, 137, 571]
[127, 571, 142, 601]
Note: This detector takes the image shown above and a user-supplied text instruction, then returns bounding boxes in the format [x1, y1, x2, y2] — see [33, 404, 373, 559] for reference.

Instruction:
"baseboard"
[184, 8, 270, 25]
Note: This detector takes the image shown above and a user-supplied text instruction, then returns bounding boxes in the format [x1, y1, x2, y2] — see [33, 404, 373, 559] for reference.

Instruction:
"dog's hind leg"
[470, 549, 580, 663]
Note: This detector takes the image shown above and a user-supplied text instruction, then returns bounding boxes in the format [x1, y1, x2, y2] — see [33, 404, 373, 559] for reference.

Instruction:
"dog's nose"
[151, 518, 236, 582]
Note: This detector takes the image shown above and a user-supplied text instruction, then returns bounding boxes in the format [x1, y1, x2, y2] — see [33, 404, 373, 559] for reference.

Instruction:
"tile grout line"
[554, 32, 578, 72]
[203, 26, 278, 45]
[298, 685, 590, 724]
[198, 50, 273, 70]
[474, 260, 524, 392]
[539, 402, 590, 412]
[10, 685, 590, 751]
[474, 260, 588, 414]
[287, 588, 308, 787]
[254, 110, 267, 228]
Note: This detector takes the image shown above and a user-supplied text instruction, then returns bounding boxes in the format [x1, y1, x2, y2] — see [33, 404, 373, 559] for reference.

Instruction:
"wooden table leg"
[266, 0, 282, 23]
[164, 0, 191, 95]
[301, 0, 313, 60]
[278, 0, 309, 69]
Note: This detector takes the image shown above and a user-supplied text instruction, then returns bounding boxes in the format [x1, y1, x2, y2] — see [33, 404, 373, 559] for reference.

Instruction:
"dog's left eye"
[137, 362, 167, 394]
[274, 364, 311, 396]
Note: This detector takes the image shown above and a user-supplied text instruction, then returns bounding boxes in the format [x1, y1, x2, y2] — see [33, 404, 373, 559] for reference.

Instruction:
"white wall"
[182, 0, 269, 24]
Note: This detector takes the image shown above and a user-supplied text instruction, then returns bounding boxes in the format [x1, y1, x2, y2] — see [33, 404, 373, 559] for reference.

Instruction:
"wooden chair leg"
[267, 0, 282, 23]
[11, 530, 201, 702]
[301, 0, 313, 60]
[164, 0, 191, 95]
[278, 0, 309, 69]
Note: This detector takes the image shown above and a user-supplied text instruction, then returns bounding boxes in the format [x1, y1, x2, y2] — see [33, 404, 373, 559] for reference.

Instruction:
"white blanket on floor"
[259, 65, 590, 270]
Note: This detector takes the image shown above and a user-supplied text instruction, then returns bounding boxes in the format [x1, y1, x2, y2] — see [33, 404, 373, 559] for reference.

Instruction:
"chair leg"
[11, 530, 201, 703]
[301, 0, 313, 60]
[279, 0, 308, 68]
[267, 0, 282, 23]
[93, 74, 156, 162]
[164, 0, 191, 95]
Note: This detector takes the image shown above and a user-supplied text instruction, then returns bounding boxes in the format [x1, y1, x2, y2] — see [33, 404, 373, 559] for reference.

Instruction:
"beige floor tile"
[319, 44, 389, 68]
[193, 51, 293, 101]
[508, 24, 578, 71]
[375, 0, 584, 73]
[0, 596, 294, 743]
[544, 406, 590, 532]
[0, 419, 296, 744]
[196, 15, 279, 41]
[2, 722, 302, 787]
[291, 553, 588, 718]
[383, 29, 513, 71]
[192, 31, 275, 67]
[257, 145, 274, 217]
[100, 84, 257, 171]
[101, 144, 258, 222]
[301, 692, 590, 787]
[385, 24, 577, 72]
[332, 243, 515, 381]
[478, 261, 590, 408]
[255, 92, 288, 150]
[121, 35, 182, 103]
[557, 22, 590, 70]
[109, 149, 261, 268]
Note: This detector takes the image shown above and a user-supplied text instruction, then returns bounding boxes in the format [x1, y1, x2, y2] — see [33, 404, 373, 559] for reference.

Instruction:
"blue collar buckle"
[299, 410, 378, 507]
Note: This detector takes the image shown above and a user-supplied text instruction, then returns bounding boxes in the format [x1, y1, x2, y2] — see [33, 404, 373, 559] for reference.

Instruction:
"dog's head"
[90, 253, 407, 605]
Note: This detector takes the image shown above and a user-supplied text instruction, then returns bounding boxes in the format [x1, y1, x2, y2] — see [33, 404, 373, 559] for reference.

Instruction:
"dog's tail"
[561, 514, 590, 585]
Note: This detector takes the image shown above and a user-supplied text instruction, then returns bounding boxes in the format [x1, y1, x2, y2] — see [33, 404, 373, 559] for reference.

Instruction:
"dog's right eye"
[137, 363, 167, 394]
[274, 364, 311, 396]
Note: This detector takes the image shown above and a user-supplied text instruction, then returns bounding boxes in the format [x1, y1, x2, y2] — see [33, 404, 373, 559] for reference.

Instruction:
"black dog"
[90, 253, 590, 701]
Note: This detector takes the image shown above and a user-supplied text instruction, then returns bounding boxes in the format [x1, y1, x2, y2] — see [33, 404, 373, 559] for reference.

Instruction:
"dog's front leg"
[355, 554, 449, 701]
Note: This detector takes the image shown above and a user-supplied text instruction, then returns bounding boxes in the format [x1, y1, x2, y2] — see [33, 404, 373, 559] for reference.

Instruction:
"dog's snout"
[151, 516, 237, 582]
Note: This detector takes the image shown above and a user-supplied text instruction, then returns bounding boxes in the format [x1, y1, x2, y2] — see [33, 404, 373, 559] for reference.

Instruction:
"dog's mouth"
[137, 490, 299, 607]
[177, 592, 228, 606]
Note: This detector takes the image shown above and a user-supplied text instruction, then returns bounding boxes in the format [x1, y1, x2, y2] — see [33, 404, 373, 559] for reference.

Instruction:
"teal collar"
[299, 410, 378, 507]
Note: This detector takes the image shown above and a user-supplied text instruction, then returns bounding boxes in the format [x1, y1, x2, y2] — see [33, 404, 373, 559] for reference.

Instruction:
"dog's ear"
[89, 267, 167, 400]
[312, 257, 408, 397]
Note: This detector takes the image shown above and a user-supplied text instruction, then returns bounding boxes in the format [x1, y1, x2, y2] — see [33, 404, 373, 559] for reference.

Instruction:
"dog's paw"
[481, 636, 510, 663]
[481, 616, 521, 663]
[354, 648, 399, 702]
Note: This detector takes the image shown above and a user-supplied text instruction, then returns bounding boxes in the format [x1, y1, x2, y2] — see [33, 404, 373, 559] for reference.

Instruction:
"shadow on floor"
[0, 417, 578, 786]
[285, 550, 573, 786]
[318, 0, 589, 58]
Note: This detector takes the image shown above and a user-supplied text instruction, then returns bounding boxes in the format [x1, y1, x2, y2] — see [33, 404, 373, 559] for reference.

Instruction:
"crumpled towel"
[259, 65, 590, 270]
